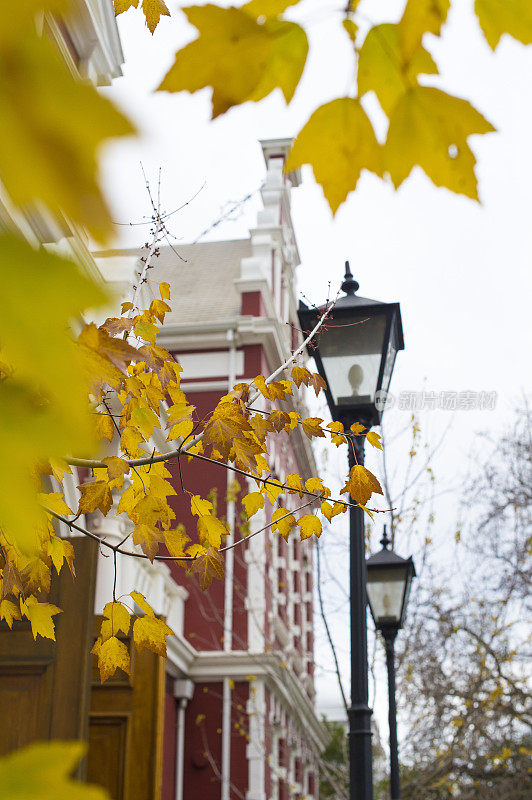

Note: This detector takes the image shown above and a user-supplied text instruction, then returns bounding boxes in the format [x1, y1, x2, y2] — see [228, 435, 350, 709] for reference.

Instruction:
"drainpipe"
[174, 679, 195, 800]
[221, 328, 237, 800]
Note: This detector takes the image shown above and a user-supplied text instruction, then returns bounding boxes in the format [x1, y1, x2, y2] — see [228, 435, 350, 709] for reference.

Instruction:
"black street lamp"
[298, 263, 404, 800]
[366, 528, 416, 800]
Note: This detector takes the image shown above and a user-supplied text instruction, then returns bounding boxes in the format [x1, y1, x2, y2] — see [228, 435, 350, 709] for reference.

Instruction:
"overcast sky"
[99, 0, 532, 726]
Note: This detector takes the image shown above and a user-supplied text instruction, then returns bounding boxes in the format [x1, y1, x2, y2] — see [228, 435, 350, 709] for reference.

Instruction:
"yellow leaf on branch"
[384, 87, 495, 200]
[366, 431, 383, 450]
[242, 492, 265, 519]
[158, 5, 273, 117]
[115, 0, 171, 34]
[0, 741, 109, 800]
[271, 508, 296, 541]
[102, 601, 131, 639]
[133, 614, 174, 656]
[286, 98, 381, 214]
[399, 0, 450, 61]
[77, 481, 113, 516]
[475, 0, 532, 50]
[21, 596, 62, 641]
[298, 514, 322, 540]
[358, 23, 438, 115]
[93, 635, 130, 682]
[197, 515, 228, 549]
[189, 546, 225, 590]
[342, 465, 383, 506]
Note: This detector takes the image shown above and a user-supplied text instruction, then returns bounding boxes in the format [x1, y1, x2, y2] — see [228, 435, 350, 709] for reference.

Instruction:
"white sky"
[99, 0, 532, 739]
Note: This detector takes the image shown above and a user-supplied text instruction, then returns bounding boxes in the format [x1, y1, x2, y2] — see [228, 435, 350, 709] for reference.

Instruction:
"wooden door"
[86, 618, 166, 800]
[0, 537, 97, 778]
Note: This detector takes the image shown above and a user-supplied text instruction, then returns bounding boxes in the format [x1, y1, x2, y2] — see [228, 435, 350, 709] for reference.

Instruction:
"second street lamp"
[366, 528, 416, 800]
[298, 263, 404, 800]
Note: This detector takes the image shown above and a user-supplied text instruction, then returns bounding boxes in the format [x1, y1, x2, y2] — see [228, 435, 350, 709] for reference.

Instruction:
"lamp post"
[298, 263, 404, 800]
[366, 528, 416, 800]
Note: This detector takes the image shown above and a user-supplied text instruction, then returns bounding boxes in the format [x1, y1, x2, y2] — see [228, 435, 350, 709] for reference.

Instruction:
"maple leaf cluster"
[1, 273, 386, 681]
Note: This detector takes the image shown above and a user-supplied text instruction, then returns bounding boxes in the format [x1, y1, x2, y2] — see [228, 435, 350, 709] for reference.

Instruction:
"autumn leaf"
[158, 5, 273, 117]
[242, 0, 299, 16]
[38, 492, 72, 517]
[121, 426, 145, 457]
[269, 410, 290, 432]
[291, 365, 312, 388]
[342, 465, 383, 506]
[285, 473, 304, 496]
[77, 481, 113, 516]
[302, 417, 325, 440]
[130, 590, 155, 616]
[242, 492, 265, 518]
[101, 601, 131, 640]
[95, 412, 115, 443]
[103, 456, 130, 488]
[350, 422, 366, 434]
[321, 500, 345, 523]
[305, 477, 330, 498]
[298, 514, 322, 540]
[327, 421, 346, 446]
[286, 98, 381, 214]
[249, 19, 308, 105]
[475, 0, 532, 50]
[233, 435, 264, 473]
[190, 495, 214, 517]
[264, 478, 283, 504]
[164, 526, 190, 558]
[399, 0, 450, 61]
[131, 494, 174, 529]
[343, 17, 358, 43]
[385, 87, 495, 200]
[47, 536, 75, 575]
[0, 741, 109, 800]
[197, 515, 228, 549]
[21, 596, 62, 641]
[203, 405, 251, 459]
[93, 635, 130, 682]
[366, 431, 383, 450]
[0, 599, 21, 628]
[189, 546, 225, 590]
[271, 508, 296, 541]
[133, 614, 174, 656]
[133, 523, 162, 561]
[309, 373, 327, 397]
[358, 23, 438, 115]
[0, 32, 134, 240]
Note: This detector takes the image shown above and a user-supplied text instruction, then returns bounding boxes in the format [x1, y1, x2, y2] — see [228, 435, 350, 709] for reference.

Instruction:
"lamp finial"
[380, 526, 391, 550]
[341, 261, 359, 296]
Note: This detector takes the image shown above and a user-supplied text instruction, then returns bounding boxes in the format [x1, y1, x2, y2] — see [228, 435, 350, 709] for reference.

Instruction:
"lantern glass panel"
[366, 567, 406, 624]
[380, 324, 398, 397]
[319, 313, 387, 407]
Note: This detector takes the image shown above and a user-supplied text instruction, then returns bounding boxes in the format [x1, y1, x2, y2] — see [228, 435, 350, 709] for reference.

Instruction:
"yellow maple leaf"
[0, 32, 134, 240]
[160, 281, 171, 299]
[189, 546, 225, 590]
[242, 492, 265, 518]
[0, 599, 21, 628]
[358, 23, 438, 115]
[291, 365, 311, 387]
[286, 98, 381, 214]
[342, 465, 383, 506]
[21, 596, 62, 641]
[271, 508, 296, 541]
[133, 523, 162, 561]
[327, 420, 346, 446]
[475, 0, 532, 50]
[133, 614, 174, 657]
[285, 473, 304, 496]
[48, 457, 72, 483]
[0, 740, 109, 800]
[132, 494, 174, 529]
[77, 480, 113, 516]
[158, 5, 273, 117]
[93, 634, 130, 682]
[130, 590, 155, 616]
[47, 536, 75, 575]
[164, 526, 190, 558]
[264, 478, 283, 504]
[197, 515, 228, 549]
[38, 492, 72, 517]
[366, 431, 383, 450]
[249, 19, 308, 105]
[302, 417, 325, 440]
[101, 601, 131, 640]
[121, 425, 145, 457]
[190, 495, 214, 517]
[95, 412, 115, 443]
[350, 422, 366, 434]
[385, 87, 495, 200]
[305, 477, 330, 498]
[242, 0, 298, 16]
[115, 0, 170, 34]
[298, 514, 322, 540]
[399, 0, 450, 61]
[102, 456, 130, 488]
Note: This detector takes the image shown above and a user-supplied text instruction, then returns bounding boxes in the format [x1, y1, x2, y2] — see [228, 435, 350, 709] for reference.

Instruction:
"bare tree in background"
[396, 406, 531, 799]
